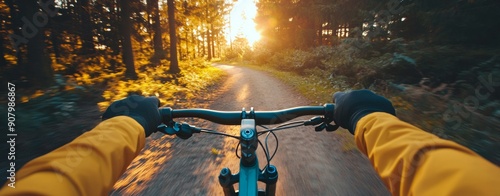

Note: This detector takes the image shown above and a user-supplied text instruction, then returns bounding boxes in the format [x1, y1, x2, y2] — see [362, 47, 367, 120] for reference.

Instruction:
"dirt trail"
[110, 65, 389, 195]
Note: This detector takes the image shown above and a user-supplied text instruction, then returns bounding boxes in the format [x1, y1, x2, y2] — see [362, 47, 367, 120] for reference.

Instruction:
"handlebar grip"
[160, 104, 335, 125]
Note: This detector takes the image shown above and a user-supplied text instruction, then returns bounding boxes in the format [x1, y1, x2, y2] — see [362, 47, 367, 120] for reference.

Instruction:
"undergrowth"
[97, 60, 225, 111]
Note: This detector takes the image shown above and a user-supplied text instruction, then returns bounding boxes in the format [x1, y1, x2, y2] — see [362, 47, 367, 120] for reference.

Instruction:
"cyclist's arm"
[0, 116, 146, 196]
[355, 112, 500, 195]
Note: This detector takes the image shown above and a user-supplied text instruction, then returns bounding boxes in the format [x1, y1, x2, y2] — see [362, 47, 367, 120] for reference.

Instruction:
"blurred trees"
[394, 0, 500, 46]
[253, 0, 500, 165]
[0, 0, 231, 87]
[253, 0, 500, 87]
[120, 0, 137, 78]
[176, 0, 230, 60]
[255, 0, 500, 50]
[148, 0, 164, 62]
[16, 0, 54, 87]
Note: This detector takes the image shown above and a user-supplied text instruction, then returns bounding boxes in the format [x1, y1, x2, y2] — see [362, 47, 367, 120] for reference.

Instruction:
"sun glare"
[227, 0, 261, 47]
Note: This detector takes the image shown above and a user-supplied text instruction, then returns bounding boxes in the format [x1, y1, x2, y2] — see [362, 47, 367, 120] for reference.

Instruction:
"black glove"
[102, 95, 161, 137]
[333, 90, 396, 135]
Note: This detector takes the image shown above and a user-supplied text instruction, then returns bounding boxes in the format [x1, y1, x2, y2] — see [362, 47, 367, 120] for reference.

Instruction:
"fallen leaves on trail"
[211, 148, 220, 155]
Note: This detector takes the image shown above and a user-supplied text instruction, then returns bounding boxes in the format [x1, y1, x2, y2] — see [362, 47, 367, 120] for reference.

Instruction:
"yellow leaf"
[21, 96, 29, 103]
[211, 148, 219, 155]
[31, 90, 44, 99]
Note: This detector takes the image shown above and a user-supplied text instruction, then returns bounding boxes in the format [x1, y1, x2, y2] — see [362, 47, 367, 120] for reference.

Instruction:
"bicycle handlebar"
[159, 104, 335, 125]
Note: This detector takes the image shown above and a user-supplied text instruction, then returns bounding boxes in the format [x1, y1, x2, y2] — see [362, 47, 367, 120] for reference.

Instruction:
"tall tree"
[6, 0, 23, 67]
[205, 0, 212, 60]
[79, 0, 95, 54]
[120, 0, 137, 78]
[0, 3, 7, 67]
[93, 0, 121, 55]
[148, 0, 164, 61]
[17, 0, 53, 87]
[0, 37, 6, 67]
[167, 0, 180, 73]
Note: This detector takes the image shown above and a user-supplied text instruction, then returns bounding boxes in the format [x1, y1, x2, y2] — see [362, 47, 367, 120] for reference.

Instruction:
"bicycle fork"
[218, 119, 279, 196]
[218, 164, 279, 196]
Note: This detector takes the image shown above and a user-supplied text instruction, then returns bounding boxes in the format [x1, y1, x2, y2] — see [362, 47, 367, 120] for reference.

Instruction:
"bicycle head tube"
[240, 119, 258, 167]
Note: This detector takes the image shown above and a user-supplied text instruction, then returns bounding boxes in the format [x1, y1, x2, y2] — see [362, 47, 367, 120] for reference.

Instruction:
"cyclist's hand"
[333, 89, 396, 134]
[102, 95, 161, 137]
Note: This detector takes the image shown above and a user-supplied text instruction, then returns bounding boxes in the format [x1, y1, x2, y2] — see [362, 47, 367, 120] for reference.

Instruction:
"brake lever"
[304, 116, 324, 126]
[307, 116, 339, 132]
[157, 122, 202, 139]
[325, 124, 340, 132]
[157, 123, 179, 135]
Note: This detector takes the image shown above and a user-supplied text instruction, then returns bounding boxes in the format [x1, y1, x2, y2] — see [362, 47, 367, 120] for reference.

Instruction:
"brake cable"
[160, 119, 323, 172]
[199, 129, 240, 139]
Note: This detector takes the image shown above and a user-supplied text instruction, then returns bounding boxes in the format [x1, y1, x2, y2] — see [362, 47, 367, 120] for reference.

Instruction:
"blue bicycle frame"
[218, 119, 278, 196]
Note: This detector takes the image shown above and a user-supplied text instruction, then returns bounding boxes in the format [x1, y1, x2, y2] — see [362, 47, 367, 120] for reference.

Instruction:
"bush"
[224, 49, 240, 61]
[252, 43, 273, 65]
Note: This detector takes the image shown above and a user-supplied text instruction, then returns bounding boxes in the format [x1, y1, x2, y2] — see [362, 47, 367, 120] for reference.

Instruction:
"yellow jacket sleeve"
[355, 112, 500, 195]
[0, 116, 146, 196]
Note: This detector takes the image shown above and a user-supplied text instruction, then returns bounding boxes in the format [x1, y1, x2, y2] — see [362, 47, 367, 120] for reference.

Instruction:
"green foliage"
[257, 38, 500, 90]
[223, 36, 252, 61]
[98, 59, 225, 111]
[252, 46, 273, 65]
[268, 50, 312, 72]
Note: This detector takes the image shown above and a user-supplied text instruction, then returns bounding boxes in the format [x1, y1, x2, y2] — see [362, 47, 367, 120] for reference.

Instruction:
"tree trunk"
[205, 1, 212, 60]
[6, 0, 23, 68]
[18, 0, 53, 87]
[111, 0, 121, 55]
[206, 29, 212, 60]
[185, 30, 189, 60]
[201, 29, 206, 57]
[146, 0, 153, 39]
[216, 33, 220, 58]
[317, 20, 323, 45]
[0, 36, 6, 67]
[0, 8, 6, 67]
[150, 0, 163, 60]
[210, 24, 215, 59]
[167, 0, 180, 73]
[79, 0, 94, 54]
[120, 0, 137, 78]
[50, 29, 61, 61]
[177, 34, 183, 60]
[192, 30, 197, 59]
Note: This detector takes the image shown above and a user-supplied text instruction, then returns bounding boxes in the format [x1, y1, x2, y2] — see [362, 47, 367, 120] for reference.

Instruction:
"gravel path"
[110, 65, 389, 196]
